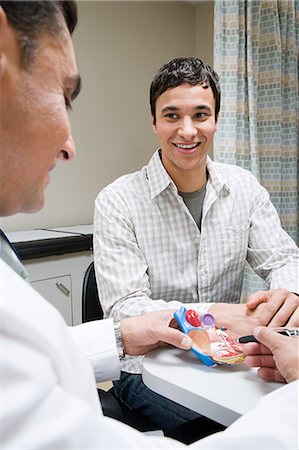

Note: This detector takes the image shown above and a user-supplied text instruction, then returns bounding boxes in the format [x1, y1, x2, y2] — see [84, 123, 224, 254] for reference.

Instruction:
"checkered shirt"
[94, 150, 299, 374]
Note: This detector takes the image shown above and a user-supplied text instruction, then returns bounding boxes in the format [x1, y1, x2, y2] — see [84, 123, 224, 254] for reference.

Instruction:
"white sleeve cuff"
[68, 318, 120, 382]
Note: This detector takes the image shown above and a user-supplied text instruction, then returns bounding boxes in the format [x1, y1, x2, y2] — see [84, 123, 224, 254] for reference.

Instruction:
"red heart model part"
[185, 309, 201, 327]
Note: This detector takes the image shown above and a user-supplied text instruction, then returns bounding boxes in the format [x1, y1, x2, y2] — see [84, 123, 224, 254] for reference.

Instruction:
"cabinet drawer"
[32, 275, 73, 325]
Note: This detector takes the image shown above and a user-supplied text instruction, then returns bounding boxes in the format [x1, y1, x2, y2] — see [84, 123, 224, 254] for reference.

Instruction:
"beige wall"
[1, 1, 214, 232]
[195, 1, 214, 66]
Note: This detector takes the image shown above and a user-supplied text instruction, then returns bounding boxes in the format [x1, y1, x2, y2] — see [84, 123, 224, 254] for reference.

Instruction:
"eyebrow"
[161, 104, 213, 115]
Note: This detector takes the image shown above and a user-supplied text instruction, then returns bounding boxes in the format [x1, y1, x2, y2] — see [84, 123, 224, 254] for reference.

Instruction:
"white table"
[143, 347, 281, 427]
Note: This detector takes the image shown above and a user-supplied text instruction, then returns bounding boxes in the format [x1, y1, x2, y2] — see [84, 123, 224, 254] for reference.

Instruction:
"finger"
[257, 367, 286, 383]
[246, 290, 270, 310]
[256, 292, 286, 326]
[267, 296, 298, 328]
[244, 354, 277, 369]
[242, 342, 272, 356]
[158, 326, 192, 350]
[286, 306, 299, 327]
[253, 326, 285, 353]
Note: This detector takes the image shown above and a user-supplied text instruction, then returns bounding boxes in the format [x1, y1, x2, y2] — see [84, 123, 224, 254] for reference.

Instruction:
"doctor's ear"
[0, 5, 21, 79]
[0, 5, 9, 43]
[0, 9, 6, 78]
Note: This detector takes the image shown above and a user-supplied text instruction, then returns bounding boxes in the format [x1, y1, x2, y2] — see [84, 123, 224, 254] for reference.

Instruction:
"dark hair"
[150, 57, 221, 123]
[0, 1, 77, 67]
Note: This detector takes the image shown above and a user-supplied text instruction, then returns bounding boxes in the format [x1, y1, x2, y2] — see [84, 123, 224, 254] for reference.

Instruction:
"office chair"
[82, 261, 159, 432]
[82, 261, 103, 322]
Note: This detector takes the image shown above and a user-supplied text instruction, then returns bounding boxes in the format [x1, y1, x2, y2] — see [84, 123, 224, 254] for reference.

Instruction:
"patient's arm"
[209, 302, 266, 336]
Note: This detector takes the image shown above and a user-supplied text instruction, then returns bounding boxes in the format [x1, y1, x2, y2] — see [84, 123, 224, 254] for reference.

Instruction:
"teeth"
[175, 143, 199, 149]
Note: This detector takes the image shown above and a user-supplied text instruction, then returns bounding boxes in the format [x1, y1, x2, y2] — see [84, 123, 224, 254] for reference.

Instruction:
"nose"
[59, 135, 76, 161]
[178, 117, 197, 139]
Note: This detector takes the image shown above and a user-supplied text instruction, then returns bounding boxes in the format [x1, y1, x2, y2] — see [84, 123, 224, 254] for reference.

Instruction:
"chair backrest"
[81, 262, 159, 432]
[82, 261, 103, 322]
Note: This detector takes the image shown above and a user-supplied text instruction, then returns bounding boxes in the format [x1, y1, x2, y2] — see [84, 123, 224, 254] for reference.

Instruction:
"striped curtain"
[214, 0, 299, 299]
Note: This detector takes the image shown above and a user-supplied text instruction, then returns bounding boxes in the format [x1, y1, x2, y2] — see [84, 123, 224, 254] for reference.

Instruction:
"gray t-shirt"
[179, 184, 206, 230]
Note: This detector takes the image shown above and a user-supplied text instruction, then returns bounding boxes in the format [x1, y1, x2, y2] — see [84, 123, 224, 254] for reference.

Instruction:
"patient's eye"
[164, 113, 178, 120]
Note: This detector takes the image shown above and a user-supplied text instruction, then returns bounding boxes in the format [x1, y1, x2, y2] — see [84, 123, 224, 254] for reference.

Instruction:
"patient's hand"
[246, 289, 299, 328]
[208, 302, 266, 336]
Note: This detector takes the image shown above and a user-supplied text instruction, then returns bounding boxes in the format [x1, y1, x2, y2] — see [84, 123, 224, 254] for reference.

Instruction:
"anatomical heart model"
[174, 306, 245, 367]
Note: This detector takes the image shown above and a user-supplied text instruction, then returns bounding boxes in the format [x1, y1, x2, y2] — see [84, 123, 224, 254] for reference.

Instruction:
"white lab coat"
[1, 259, 298, 449]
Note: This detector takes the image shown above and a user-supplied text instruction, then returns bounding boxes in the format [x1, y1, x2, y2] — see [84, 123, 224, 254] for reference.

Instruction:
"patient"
[93, 56, 299, 428]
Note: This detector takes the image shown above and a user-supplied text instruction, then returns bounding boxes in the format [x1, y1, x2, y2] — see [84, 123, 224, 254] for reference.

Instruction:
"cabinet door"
[32, 275, 73, 325]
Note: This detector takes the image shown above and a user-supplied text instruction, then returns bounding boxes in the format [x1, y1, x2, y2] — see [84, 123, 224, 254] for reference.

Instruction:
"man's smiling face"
[152, 82, 217, 190]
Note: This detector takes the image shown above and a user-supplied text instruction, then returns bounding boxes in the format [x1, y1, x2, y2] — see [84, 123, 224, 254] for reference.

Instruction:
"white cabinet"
[32, 275, 73, 325]
[23, 251, 93, 325]
[7, 225, 94, 326]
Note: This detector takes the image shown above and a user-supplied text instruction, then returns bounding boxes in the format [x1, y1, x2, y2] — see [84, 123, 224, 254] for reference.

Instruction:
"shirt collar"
[146, 149, 176, 199]
[0, 229, 29, 281]
[206, 157, 230, 195]
[146, 150, 230, 199]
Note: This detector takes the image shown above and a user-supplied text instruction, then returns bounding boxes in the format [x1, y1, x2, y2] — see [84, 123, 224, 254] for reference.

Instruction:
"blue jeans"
[113, 372, 201, 430]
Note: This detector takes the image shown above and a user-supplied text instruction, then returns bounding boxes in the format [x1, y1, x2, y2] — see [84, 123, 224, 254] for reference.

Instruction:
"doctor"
[0, 2, 298, 449]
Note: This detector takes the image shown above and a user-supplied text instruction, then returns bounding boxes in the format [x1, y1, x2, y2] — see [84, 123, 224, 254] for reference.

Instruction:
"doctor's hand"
[120, 310, 192, 356]
[243, 326, 299, 384]
[246, 289, 299, 328]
